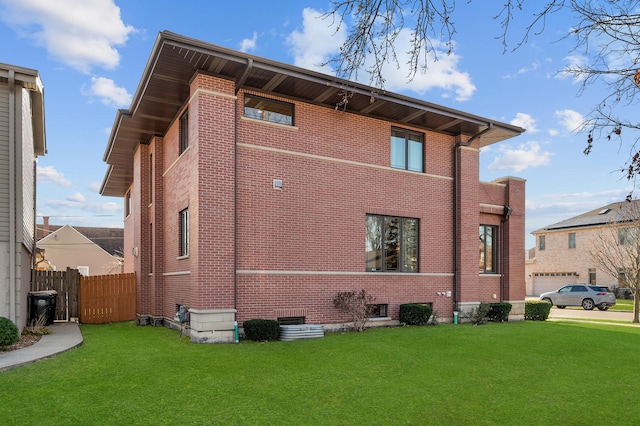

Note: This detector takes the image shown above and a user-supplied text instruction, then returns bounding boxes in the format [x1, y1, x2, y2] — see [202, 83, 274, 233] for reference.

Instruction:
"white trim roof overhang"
[100, 31, 524, 197]
[0, 63, 46, 156]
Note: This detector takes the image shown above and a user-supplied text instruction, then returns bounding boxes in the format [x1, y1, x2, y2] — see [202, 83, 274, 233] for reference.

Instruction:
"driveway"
[548, 307, 636, 322]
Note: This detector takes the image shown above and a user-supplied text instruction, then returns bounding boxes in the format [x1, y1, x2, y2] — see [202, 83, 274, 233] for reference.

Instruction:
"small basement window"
[244, 94, 293, 126]
[369, 304, 388, 318]
[277, 316, 305, 325]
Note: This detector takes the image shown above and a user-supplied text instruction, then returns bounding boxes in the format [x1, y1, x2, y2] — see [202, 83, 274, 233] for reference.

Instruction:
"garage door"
[532, 273, 578, 296]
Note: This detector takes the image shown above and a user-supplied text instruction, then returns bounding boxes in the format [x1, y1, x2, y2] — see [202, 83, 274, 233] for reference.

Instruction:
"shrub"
[611, 285, 633, 300]
[0, 317, 19, 348]
[243, 319, 279, 341]
[525, 300, 551, 321]
[466, 303, 491, 325]
[399, 303, 432, 326]
[486, 302, 512, 322]
[333, 290, 375, 332]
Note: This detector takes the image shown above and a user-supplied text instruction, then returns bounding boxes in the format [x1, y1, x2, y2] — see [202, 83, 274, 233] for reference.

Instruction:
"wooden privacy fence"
[79, 273, 136, 324]
[32, 268, 80, 321]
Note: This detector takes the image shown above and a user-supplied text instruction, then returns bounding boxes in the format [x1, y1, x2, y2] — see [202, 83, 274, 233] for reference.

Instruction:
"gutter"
[452, 123, 493, 311]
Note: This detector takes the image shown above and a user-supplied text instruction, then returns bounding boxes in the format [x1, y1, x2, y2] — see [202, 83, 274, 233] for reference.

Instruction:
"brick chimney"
[43, 216, 49, 234]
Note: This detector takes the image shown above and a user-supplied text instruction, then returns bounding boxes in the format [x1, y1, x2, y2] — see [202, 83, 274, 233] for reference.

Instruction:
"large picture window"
[479, 225, 497, 273]
[244, 94, 293, 126]
[366, 215, 419, 272]
[390, 127, 424, 172]
[179, 208, 189, 257]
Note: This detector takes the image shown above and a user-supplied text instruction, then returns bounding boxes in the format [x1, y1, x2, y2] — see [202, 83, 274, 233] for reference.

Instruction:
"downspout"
[32, 158, 37, 283]
[8, 70, 16, 322]
[232, 59, 252, 312]
[500, 206, 512, 301]
[452, 123, 493, 312]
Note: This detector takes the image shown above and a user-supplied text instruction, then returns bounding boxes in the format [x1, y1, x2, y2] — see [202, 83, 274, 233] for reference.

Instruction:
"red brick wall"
[129, 72, 525, 324]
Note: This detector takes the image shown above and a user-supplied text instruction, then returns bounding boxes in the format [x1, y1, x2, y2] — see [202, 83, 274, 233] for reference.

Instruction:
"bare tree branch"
[589, 201, 640, 322]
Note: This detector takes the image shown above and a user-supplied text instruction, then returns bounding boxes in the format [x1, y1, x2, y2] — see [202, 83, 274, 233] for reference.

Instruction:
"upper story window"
[618, 227, 637, 245]
[479, 225, 497, 273]
[244, 94, 294, 126]
[539, 235, 546, 251]
[179, 208, 189, 257]
[568, 232, 576, 249]
[179, 109, 189, 155]
[391, 127, 424, 172]
[366, 214, 419, 272]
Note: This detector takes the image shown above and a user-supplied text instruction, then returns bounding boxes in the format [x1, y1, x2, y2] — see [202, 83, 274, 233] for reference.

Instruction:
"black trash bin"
[28, 290, 58, 325]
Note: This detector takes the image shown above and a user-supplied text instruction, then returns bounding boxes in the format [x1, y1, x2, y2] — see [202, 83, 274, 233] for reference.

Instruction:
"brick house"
[526, 200, 636, 296]
[100, 32, 526, 342]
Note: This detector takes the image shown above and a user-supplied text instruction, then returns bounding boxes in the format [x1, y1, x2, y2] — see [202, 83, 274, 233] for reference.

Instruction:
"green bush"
[525, 300, 551, 321]
[486, 302, 512, 322]
[467, 303, 491, 325]
[243, 319, 280, 341]
[399, 303, 432, 326]
[0, 316, 19, 348]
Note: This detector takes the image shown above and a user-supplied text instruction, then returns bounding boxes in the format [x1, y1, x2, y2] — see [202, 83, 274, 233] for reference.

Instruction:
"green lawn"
[611, 298, 634, 311]
[2, 321, 640, 425]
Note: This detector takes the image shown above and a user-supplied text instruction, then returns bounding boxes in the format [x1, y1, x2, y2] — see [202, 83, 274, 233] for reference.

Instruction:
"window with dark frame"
[179, 109, 188, 155]
[539, 235, 546, 251]
[366, 215, 419, 272]
[568, 232, 576, 249]
[125, 190, 131, 217]
[390, 127, 424, 172]
[479, 225, 497, 273]
[244, 94, 294, 126]
[368, 304, 388, 318]
[179, 208, 189, 257]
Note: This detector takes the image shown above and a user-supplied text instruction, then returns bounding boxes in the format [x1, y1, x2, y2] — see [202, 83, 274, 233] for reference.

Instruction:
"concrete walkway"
[0, 322, 83, 373]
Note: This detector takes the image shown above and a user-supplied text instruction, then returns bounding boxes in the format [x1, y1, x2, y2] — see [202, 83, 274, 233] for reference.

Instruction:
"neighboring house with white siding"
[0, 63, 46, 328]
[525, 201, 636, 296]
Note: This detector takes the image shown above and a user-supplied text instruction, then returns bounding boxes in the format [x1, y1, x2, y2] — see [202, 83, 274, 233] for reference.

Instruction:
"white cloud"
[557, 54, 588, 82]
[384, 34, 476, 101]
[85, 76, 132, 107]
[240, 32, 258, 52]
[37, 165, 72, 186]
[548, 129, 559, 136]
[510, 113, 538, 133]
[487, 141, 552, 172]
[67, 192, 85, 203]
[503, 61, 540, 78]
[0, 0, 135, 73]
[88, 182, 102, 192]
[287, 8, 344, 74]
[555, 109, 584, 133]
[286, 8, 475, 101]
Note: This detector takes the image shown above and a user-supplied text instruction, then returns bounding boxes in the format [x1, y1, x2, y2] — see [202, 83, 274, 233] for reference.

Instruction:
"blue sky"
[1, 0, 634, 248]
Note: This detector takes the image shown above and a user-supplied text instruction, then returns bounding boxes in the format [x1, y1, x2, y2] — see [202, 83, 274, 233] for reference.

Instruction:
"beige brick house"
[526, 201, 636, 296]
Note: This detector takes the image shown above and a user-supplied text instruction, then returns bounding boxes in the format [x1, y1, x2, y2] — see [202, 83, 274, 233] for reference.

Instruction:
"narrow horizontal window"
[244, 94, 293, 126]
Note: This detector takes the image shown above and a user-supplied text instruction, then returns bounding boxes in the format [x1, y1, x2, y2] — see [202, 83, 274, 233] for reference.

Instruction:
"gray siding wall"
[0, 85, 9, 242]
[21, 88, 35, 252]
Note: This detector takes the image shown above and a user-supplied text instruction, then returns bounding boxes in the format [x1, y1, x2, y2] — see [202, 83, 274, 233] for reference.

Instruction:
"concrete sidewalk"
[0, 322, 83, 373]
